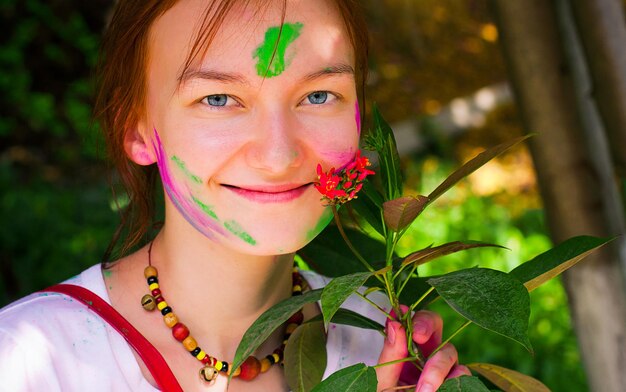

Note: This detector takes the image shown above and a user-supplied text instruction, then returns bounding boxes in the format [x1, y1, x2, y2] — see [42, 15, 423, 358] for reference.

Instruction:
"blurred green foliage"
[0, 0, 114, 304]
[0, 1, 587, 391]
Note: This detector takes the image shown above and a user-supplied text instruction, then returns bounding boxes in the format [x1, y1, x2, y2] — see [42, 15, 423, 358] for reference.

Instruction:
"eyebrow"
[300, 63, 355, 82]
[178, 69, 250, 87]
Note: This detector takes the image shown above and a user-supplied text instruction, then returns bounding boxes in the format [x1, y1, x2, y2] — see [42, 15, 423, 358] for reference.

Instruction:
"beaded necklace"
[140, 242, 304, 384]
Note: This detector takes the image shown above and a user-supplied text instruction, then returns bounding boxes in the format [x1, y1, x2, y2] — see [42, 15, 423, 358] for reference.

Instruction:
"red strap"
[40, 284, 183, 392]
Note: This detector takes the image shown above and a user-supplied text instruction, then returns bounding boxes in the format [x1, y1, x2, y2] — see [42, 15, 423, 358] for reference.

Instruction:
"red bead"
[172, 323, 190, 341]
[287, 311, 304, 325]
[238, 356, 261, 381]
[151, 288, 161, 297]
[201, 355, 211, 364]
[155, 296, 165, 304]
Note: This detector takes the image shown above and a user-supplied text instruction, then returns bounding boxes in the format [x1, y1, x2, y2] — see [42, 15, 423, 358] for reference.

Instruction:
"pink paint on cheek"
[355, 101, 362, 136]
[152, 129, 226, 239]
[321, 148, 356, 171]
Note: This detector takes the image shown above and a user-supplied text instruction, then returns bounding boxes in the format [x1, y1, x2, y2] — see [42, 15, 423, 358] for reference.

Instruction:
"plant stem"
[373, 356, 423, 371]
[396, 264, 418, 296]
[409, 286, 435, 312]
[356, 292, 393, 321]
[331, 205, 376, 274]
[429, 320, 471, 357]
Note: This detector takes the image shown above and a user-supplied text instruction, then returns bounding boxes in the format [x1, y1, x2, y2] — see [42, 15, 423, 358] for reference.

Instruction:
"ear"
[124, 126, 156, 166]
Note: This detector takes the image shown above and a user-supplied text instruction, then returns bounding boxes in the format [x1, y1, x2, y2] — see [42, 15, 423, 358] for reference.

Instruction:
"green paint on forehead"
[306, 208, 333, 242]
[171, 156, 202, 184]
[253, 22, 303, 78]
[192, 195, 219, 220]
[224, 220, 257, 245]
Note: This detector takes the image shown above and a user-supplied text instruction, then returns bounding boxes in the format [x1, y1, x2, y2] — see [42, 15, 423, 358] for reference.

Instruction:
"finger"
[411, 310, 443, 357]
[446, 364, 471, 379]
[375, 320, 408, 391]
[415, 343, 458, 392]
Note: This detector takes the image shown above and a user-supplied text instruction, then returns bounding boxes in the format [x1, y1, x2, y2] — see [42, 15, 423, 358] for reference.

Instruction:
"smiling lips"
[223, 183, 312, 203]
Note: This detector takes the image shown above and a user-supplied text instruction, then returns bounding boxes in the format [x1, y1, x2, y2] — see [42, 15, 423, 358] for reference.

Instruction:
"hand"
[375, 307, 470, 392]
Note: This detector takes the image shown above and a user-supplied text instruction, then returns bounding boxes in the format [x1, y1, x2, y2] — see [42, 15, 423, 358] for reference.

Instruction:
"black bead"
[161, 306, 172, 315]
[221, 362, 229, 373]
[266, 354, 276, 364]
[147, 276, 158, 285]
[191, 347, 201, 356]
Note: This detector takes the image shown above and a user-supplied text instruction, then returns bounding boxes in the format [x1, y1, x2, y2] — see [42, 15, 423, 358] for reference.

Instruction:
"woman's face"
[136, 0, 359, 254]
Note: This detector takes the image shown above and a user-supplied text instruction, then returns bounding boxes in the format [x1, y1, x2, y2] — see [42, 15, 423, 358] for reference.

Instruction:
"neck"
[147, 221, 294, 357]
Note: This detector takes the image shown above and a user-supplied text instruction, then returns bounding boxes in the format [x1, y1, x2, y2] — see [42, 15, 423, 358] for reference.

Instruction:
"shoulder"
[0, 264, 151, 391]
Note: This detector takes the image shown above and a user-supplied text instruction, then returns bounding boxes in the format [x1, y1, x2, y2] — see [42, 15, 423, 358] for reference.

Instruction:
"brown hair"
[94, 0, 369, 261]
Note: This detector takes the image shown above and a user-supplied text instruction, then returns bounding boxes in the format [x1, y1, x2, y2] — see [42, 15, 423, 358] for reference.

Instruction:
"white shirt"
[0, 264, 388, 391]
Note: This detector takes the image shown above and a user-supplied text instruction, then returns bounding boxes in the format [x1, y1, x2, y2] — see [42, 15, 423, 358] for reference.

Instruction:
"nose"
[245, 108, 304, 174]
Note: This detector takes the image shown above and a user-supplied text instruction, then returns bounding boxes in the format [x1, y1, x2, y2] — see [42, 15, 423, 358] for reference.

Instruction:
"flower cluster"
[315, 151, 375, 205]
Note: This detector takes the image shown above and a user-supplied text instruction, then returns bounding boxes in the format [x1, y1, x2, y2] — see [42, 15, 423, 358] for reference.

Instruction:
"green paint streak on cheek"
[171, 156, 202, 184]
[192, 195, 219, 220]
[306, 208, 333, 242]
[103, 270, 112, 278]
[224, 220, 257, 246]
[253, 22, 303, 77]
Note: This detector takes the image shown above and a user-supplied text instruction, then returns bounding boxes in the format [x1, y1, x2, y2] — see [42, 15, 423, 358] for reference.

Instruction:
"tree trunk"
[491, 1, 626, 391]
[569, 0, 626, 179]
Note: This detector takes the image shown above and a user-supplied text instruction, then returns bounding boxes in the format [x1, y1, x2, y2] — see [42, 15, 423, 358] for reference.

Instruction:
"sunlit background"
[0, 1, 584, 390]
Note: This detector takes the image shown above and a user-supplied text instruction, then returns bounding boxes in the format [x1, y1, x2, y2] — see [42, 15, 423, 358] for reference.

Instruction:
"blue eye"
[205, 94, 229, 107]
[307, 91, 328, 104]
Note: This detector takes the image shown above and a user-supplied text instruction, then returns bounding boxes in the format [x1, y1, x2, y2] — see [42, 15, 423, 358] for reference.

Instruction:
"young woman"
[0, 1, 469, 391]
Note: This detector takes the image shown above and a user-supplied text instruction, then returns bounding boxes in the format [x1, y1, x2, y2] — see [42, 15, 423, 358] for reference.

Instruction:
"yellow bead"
[215, 361, 223, 371]
[157, 300, 168, 311]
[196, 350, 206, 361]
[230, 366, 241, 377]
[163, 312, 178, 328]
[272, 353, 280, 363]
[183, 336, 197, 351]
[292, 285, 302, 292]
[144, 266, 158, 279]
[149, 282, 159, 291]
[260, 358, 271, 373]
[286, 323, 298, 334]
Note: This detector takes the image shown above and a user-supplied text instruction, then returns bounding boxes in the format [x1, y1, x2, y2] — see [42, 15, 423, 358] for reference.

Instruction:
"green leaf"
[382, 195, 429, 232]
[509, 235, 611, 291]
[308, 308, 385, 332]
[361, 178, 384, 208]
[310, 363, 377, 392]
[402, 241, 507, 267]
[284, 321, 328, 392]
[298, 226, 388, 277]
[427, 268, 532, 352]
[231, 289, 323, 380]
[370, 104, 403, 200]
[349, 181, 385, 236]
[428, 135, 532, 205]
[438, 375, 491, 392]
[468, 363, 550, 392]
[321, 272, 374, 330]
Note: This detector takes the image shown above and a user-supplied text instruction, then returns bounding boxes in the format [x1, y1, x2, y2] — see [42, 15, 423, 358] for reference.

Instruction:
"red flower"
[315, 151, 375, 205]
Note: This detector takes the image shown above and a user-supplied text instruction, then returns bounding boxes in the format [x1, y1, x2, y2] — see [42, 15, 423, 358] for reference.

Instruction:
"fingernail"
[386, 321, 397, 345]
[413, 321, 427, 336]
[417, 383, 434, 392]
